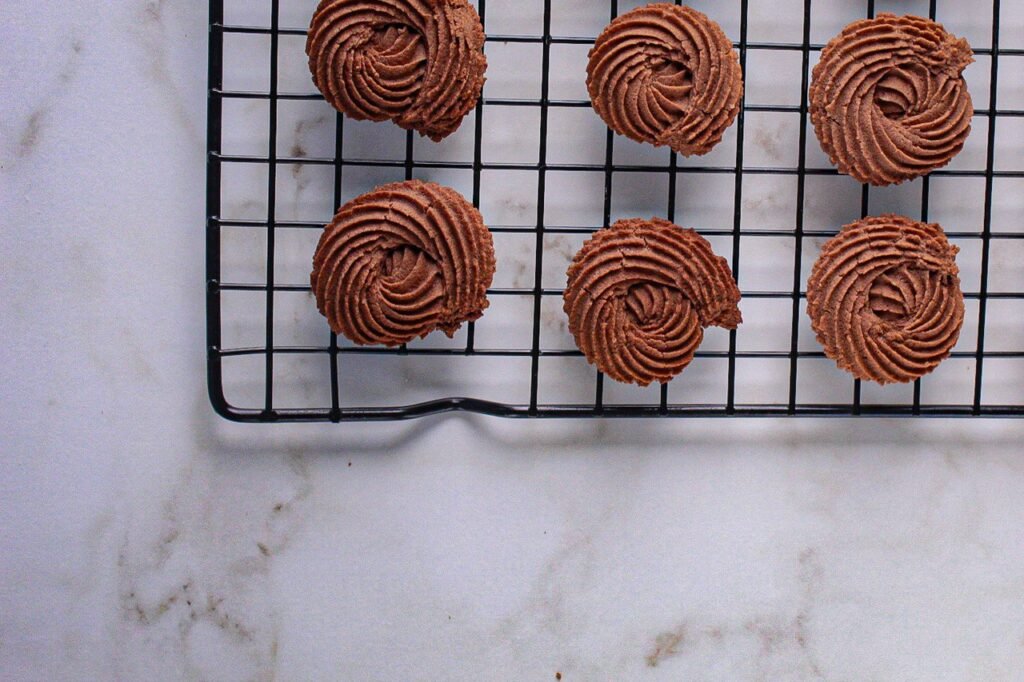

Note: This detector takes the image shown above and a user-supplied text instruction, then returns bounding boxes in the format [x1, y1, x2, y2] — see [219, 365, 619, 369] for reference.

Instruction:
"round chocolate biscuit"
[809, 13, 974, 186]
[806, 214, 964, 384]
[563, 218, 742, 386]
[306, 0, 487, 141]
[586, 3, 743, 157]
[311, 180, 495, 346]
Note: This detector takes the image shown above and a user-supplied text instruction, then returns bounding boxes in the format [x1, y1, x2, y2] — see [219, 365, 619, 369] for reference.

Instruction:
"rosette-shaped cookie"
[809, 13, 974, 186]
[586, 3, 743, 157]
[306, 0, 487, 141]
[563, 218, 742, 386]
[311, 180, 495, 346]
[806, 215, 964, 384]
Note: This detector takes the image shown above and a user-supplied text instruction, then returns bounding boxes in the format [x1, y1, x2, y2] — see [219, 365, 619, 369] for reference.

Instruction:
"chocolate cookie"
[563, 218, 742, 386]
[809, 14, 974, 186]
[311, 180, 495, 346]
[306, 0, 487, 141]
[586, 4, 743, 157]
[806, 215, 964, 384]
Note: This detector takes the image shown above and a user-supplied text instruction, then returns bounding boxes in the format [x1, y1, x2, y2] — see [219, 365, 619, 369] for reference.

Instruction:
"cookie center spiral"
[371, 23, 421, 52]
[381, 245, 436, 285]
[648, 55, 694, 107]
[624, 282, 679, 331]
[873, 64, 926, 121]
[868, 266, 919, 324]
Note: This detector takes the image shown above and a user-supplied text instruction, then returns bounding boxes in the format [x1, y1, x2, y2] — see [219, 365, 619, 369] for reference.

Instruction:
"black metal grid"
[207, 0, 1024, 421]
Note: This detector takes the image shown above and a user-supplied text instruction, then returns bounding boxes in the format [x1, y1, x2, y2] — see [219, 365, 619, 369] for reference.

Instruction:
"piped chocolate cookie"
[563, 218, 742, 386]
[586, 3, 743, 157]
[311, 180, 495, 346]
[806, 214, 964, 384]
[809, 13, 974, 186]
[306, 0, 487, 141]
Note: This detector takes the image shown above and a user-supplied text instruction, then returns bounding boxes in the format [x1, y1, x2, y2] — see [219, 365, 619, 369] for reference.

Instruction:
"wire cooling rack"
[207, 0, 1024, 421]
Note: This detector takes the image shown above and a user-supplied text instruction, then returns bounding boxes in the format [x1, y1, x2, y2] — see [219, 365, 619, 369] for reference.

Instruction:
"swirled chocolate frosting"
[806, 214, 964, 384]
[306, 0, 487, 141]
[311, 180, 495, 346]
[563, 218, 742, 386]
[809, 13, 974, 186]
[586, 3, 743, 157]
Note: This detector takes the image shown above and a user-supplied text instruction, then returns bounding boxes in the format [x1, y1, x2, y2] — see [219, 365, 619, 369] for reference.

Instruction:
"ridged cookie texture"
[311, 180, 495, 346]
[306, 0, 486, 141]
[564, 218, 742, 386]
[586, 3, 743, 157]
[809, 13, 974, 186]
[806, 214, 964, 384]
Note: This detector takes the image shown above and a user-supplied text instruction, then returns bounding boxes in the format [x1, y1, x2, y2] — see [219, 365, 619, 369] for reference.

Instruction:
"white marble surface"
[3, 1, 1024, 680]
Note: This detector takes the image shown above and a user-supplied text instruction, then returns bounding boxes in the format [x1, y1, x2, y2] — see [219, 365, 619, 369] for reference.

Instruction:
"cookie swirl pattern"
[564, 218, 742, 386]
[307, 0, 487, 141]
[586, 3, 743, 157]
[806, 214, 964, 384]
[809, 13, 974, 186]
[311, 180, 495, 346]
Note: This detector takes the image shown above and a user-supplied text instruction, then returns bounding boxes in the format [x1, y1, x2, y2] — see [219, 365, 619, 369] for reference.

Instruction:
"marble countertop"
[3, 1, 1024, 680]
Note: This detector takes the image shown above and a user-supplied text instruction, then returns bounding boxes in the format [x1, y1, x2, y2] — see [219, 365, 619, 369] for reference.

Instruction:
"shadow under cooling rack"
[207, 0, 1024, 421]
